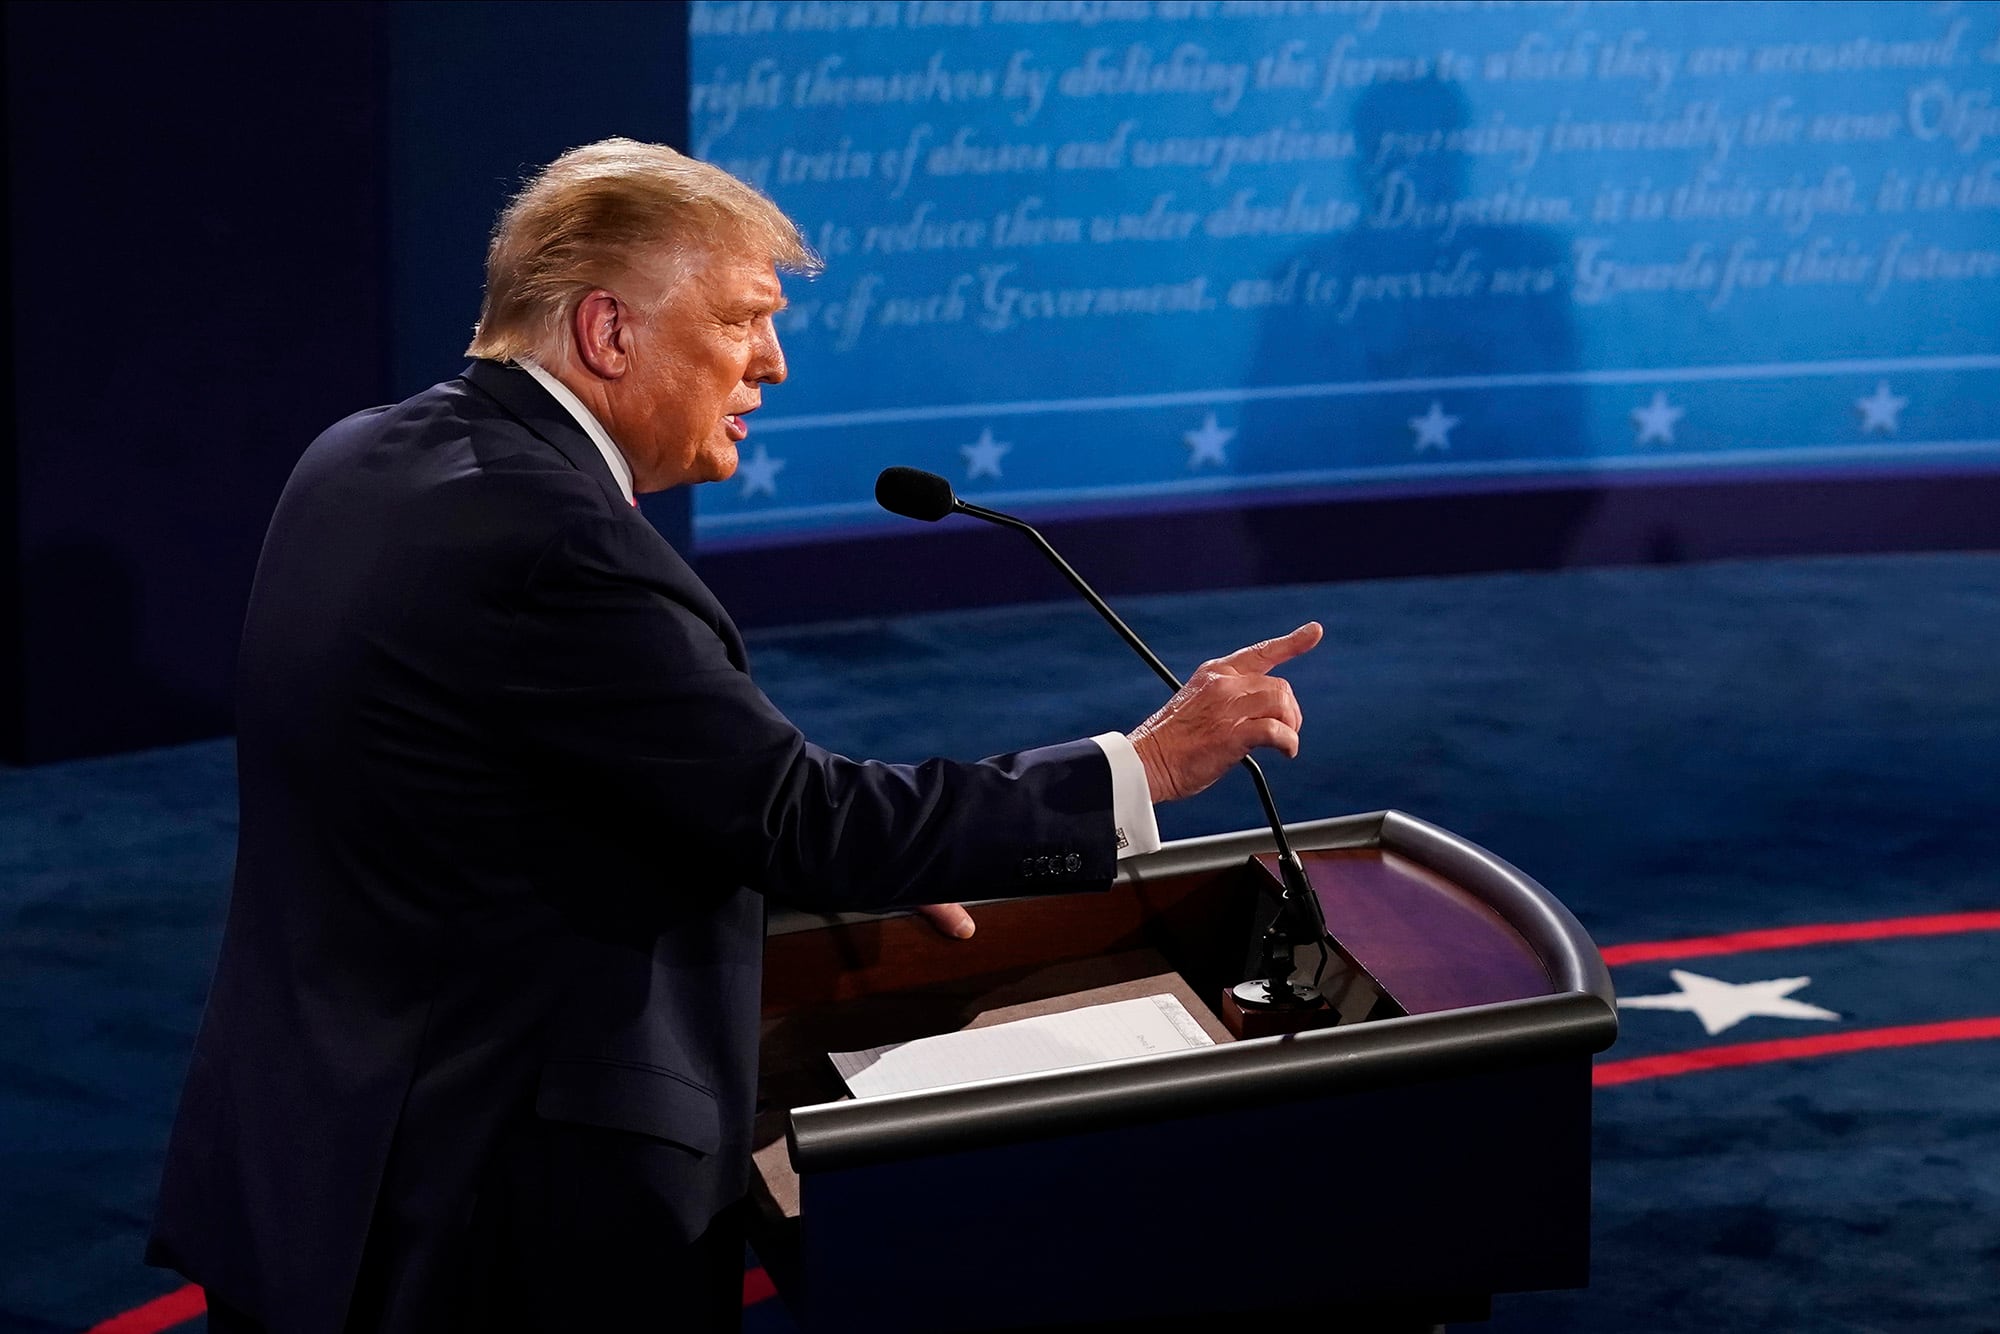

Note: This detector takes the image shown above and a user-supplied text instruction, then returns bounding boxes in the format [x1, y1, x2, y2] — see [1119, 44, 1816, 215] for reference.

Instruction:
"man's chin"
[701, 441, 739, 483]
[636, 453, 732, 494]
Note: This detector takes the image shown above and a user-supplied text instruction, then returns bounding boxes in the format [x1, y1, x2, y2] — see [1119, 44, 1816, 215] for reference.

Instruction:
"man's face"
[607, 250, 788, 492]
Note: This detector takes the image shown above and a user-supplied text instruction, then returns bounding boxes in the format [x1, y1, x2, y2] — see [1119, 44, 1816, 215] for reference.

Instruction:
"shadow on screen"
[1223, 74, 1608, 581]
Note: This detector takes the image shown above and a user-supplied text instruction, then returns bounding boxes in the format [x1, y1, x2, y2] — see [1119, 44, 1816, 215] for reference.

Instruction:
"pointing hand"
[1127, 623, 1323, 804]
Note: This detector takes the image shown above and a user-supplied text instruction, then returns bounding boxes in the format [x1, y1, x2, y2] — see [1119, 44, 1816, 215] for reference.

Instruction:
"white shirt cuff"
[1090, 732, 1162, 861]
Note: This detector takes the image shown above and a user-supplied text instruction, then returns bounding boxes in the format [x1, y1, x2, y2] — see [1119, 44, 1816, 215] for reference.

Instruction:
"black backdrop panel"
[3, 0, 388, 762]
[1, 0, 693, 762]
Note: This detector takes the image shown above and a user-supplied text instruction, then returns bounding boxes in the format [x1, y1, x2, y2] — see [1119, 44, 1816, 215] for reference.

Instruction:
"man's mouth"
[724, 406, 755, 442]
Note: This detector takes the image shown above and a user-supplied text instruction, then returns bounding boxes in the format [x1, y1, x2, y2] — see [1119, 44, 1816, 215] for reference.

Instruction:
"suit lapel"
[458, 360, 751, 671]
[460, 359, 625, 502]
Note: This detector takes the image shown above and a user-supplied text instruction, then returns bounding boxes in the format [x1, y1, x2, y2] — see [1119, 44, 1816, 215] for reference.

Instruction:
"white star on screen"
[736, 443, 785, 498]
[960, 427, 1011, 480]
[1856, 381, 1908, 434]
[1183, 412, 1235, 468]
[1631, 391, 1685, 446]
[1408, 401, 1458, 452]
[1617, 970, 1841, 1036]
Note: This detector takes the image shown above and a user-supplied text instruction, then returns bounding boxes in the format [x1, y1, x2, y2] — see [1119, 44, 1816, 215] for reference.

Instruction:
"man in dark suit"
[148, 139, 1320, 1333]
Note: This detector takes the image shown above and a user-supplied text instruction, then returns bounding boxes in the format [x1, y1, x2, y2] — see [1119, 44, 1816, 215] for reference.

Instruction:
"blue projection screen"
[689, 0, 2000, 548]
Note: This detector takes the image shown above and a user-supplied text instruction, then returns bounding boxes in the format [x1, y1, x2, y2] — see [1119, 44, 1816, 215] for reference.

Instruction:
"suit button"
[1065, 853, 1082, 873]
[1020, 857, 1037, 877]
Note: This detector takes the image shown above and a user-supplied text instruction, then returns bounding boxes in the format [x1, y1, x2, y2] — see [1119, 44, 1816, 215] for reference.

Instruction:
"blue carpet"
[3, 551, 1997, 1332]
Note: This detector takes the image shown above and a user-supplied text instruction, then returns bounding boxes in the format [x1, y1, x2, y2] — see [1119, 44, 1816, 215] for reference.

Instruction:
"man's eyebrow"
[724, 294, 787, 318]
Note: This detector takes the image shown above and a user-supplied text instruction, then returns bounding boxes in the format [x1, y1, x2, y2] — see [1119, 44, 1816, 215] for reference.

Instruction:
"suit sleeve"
[496, 514, 1115, 912]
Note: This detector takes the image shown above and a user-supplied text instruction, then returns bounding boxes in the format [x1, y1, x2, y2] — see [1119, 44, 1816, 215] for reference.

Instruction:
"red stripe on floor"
[85, 1267, 779, 1334]
[83, 1284, 204, 1334]
[1595, 1016, 2000, 1086]
[1601, 909, 2000, 966]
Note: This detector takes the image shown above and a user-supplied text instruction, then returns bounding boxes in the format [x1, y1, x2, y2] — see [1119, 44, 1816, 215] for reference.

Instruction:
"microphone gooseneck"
[875, 468, 1330, 1006]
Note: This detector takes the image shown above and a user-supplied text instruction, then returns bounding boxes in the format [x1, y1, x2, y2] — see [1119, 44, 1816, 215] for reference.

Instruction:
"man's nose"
[752, 324, 787, 385]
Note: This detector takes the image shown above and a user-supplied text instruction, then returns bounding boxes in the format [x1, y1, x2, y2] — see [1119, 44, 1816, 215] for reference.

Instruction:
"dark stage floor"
[4, 551, 1997, 1333]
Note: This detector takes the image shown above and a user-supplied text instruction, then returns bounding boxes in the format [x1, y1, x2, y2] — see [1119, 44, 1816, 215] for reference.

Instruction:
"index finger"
[1220, 622, 1324, 675]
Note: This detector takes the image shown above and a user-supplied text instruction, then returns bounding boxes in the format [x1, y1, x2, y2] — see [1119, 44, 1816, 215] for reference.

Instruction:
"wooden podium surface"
[750, 810, 1618, 1332]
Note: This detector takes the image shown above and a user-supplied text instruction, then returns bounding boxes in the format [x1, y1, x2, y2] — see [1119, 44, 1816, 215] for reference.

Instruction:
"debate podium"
[749, 811, 1618, 1332]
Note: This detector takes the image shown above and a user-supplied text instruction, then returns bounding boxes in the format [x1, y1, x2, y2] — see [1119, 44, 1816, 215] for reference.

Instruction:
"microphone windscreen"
[875, 467, 957, 522]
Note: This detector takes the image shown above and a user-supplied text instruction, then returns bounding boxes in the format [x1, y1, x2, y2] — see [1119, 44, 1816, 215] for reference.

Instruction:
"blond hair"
[467, 137, 820, 362]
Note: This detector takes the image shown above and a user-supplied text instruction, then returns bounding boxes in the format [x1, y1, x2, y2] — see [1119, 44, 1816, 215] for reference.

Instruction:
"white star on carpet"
[736, 443, 785, 498]
[1408, 401, 1458, 452]
[1617, 970, 1840, 1036]
[1631, 391, 1684, 446]
[1183, 412, 1235, 468]
[960, 427, 1011, 480]
[1856, 381, 1908, 434]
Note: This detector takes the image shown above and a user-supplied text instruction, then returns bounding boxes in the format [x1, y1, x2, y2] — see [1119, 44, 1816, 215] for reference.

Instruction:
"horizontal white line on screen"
[696, 438, 2000, 532]
[748, 354, 2000, 436]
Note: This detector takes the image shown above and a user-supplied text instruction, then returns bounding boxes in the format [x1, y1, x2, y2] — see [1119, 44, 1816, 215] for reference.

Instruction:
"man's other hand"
[1127, 622, 1323, 804]
[915, 902, 977, 939]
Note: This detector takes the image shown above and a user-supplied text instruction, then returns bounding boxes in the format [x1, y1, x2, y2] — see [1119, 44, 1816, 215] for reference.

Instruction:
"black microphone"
[875, 467, 1330, 1014]
[875, 467, 956, 523]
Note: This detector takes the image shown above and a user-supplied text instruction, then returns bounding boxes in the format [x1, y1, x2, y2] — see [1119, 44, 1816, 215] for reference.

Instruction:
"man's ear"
[571, 290, 629, 379]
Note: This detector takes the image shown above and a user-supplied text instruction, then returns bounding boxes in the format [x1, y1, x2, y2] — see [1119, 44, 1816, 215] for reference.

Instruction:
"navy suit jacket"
[148, 361, 1115, 1332]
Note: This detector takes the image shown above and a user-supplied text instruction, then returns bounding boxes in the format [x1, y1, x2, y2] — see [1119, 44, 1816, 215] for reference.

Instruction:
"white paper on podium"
[828, 993, 1216, 1100]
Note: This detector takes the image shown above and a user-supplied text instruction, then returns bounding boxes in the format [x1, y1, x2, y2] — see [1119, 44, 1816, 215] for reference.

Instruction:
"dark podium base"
[751, 811, 1617, 1334]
